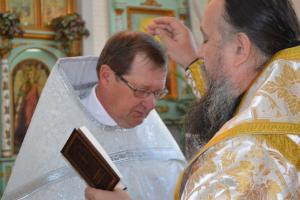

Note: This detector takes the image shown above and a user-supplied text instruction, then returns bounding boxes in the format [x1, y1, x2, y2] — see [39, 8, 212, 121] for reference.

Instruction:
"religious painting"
[127, 8, 178, 99]
[7, 0, 35, 27]
[0, 0, 75, 37]
[12, 59, 50, 154]
[41, 0, 68, 26]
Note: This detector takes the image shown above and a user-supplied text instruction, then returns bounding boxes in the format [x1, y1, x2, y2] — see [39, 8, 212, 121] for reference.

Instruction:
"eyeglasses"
[117, 75, 168, 99]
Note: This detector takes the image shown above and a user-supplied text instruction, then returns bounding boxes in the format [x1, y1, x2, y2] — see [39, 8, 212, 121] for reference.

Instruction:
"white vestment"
[2, 56, 186, 200]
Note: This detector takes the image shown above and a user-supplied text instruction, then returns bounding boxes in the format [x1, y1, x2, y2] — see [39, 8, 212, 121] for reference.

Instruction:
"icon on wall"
[12, 59, 49, 154]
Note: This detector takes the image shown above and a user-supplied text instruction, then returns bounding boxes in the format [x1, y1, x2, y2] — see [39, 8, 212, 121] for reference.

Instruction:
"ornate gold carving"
[20, 32, 54, 39]
[68, 39, 81, 56]
[1, 0, 76, 37]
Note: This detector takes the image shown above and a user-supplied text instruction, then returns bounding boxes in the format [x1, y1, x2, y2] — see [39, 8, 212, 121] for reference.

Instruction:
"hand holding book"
[61, 127, 126, 191]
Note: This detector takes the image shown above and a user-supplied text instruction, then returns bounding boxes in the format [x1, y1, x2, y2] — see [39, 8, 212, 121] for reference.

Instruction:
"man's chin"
[130, 117, 145, 127]
[120, 117, 145, 129]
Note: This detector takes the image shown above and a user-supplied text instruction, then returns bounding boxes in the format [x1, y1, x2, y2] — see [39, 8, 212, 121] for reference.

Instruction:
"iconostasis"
[0, 0, 76, 194]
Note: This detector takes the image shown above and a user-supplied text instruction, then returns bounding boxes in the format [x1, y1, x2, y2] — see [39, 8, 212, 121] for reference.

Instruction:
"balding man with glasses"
[82, 31, 169, 128]
[79, 31, 185, 200]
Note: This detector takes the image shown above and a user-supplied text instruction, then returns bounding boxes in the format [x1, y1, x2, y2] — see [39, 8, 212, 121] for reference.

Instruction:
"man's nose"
[142, 94, 156, 110]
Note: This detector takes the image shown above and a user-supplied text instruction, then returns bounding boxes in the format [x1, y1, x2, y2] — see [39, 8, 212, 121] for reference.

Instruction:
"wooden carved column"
[115, 9, 124, 32]
[1, 55, 12, 157]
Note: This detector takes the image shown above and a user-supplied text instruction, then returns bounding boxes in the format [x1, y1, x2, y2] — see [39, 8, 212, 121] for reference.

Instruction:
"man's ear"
[99, 64, 113, 85]
[233, 32, 251, 67]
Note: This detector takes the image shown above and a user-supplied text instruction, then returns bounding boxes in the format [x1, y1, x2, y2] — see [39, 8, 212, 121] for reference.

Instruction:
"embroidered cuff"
[185, 58, 199, 72]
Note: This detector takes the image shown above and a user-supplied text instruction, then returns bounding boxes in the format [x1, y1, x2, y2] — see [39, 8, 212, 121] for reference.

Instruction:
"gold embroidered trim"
[175, 121, 300, 199]
[256, 134, 300, 170]
[189, 60, 206, 95]
[267, 45, 300, 65]
[174, 172, 184, 200]
[188, 121, 300, 167]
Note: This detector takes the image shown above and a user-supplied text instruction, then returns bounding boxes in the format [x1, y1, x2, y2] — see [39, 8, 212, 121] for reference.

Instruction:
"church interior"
[0, 0, 299, 196]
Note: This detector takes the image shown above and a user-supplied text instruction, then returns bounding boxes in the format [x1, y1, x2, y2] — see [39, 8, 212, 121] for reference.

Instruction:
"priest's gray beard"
[184, 77, 241, 158]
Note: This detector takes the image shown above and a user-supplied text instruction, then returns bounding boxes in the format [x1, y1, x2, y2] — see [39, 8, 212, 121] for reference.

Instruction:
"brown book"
[61, 127, 125, 191]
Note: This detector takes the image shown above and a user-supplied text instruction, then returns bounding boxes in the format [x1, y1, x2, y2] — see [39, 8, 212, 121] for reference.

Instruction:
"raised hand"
[147, 17, 198, 69]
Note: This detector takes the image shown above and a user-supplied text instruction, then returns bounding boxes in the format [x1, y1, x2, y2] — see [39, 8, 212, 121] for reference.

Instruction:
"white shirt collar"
[81, 85, 117, 126]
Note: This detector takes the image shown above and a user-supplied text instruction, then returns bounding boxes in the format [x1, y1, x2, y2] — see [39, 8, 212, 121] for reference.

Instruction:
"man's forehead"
[127, 74, 167, 91]
[129, 54, 164, 72]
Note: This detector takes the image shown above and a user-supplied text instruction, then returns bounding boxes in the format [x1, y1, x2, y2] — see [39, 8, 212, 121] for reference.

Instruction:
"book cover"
[61, 127, 124, 191]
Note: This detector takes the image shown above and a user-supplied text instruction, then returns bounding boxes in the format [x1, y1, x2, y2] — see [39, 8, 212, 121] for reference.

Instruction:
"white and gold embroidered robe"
[176, 45, 300, 200]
